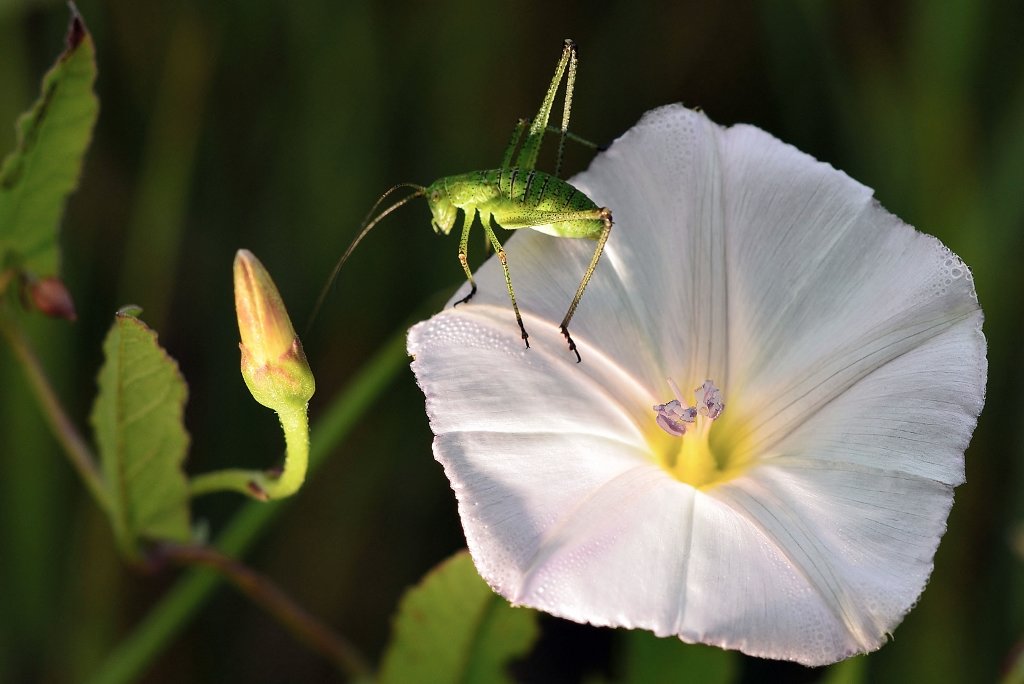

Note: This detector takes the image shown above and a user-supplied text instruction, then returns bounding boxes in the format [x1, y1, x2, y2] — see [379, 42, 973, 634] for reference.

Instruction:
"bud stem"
[188, 404, 309, 500]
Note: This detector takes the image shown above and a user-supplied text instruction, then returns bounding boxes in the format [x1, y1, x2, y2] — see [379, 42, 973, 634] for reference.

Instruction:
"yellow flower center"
[649, 379, 751, 489]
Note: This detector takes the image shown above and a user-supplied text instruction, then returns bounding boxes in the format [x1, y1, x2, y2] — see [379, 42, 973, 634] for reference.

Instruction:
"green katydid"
[318, 39, 612, 362]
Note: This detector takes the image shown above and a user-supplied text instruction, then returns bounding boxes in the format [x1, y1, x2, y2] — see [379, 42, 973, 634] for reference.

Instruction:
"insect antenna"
[305, 182, 427, 332]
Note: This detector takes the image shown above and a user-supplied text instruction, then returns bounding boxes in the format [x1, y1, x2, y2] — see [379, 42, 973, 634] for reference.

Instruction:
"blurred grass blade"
[618, 629, 736, 684]
[90, 311, 190, 559]
[116, 7, 212, 327]
[0, 4, 98, 276]
[380, 550, 539, 684]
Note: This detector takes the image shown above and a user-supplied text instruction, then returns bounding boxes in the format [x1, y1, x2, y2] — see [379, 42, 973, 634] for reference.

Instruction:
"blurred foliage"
[0, 0, 1022, 682]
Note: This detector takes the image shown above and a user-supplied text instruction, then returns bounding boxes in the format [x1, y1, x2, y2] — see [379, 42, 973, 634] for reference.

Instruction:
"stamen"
[652, 399, 697, 437]
[695, 380, 724, 420]
[654, 379, 724, 437]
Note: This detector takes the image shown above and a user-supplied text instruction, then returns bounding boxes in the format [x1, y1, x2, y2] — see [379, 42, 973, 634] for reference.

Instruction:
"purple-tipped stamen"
[654, 379, 724, 437]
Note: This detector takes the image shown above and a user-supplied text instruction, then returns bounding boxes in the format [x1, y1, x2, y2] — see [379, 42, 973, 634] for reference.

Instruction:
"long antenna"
[305, 183, 427, 333]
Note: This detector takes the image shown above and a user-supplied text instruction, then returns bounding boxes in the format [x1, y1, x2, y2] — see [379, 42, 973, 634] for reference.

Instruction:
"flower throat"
[652, 379, 735, 488]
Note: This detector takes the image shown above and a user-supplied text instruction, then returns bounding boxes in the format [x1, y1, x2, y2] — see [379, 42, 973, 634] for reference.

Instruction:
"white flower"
[407, 105, 986, 666]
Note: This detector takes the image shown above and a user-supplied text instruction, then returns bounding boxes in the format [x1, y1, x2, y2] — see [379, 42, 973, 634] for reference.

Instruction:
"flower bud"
[26, 275, 77, 321]
[234, 249, 314, 411]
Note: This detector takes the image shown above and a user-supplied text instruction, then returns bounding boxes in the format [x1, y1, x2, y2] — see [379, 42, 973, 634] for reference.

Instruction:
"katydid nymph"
[318, 39, 612, 362]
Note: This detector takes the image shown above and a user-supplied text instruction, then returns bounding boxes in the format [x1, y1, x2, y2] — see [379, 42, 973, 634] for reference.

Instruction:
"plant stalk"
[0, 315, 109, 510]
[159, 543, 370, 678]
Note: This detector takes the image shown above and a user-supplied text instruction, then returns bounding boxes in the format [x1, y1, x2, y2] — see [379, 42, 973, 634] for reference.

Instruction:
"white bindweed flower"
[407, 105, 986, 666]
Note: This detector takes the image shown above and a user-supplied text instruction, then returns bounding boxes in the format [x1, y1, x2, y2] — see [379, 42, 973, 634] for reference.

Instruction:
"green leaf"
[380, 550, 539, 684]
[91, 312, 190, 560]
[617, 629, 737, 684]
[0, 5, 99, 276]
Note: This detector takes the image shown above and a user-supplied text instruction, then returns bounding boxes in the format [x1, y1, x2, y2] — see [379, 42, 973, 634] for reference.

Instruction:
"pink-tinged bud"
[234, 250, 314, 411]
[26, 276, 77, 321]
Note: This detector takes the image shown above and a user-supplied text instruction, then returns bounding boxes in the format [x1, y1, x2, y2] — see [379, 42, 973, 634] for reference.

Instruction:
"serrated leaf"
[618, 630, 737, 684]
[0, 6, 99, 276]
[380, 550, 539, 684]
[91, 313, 190, 559]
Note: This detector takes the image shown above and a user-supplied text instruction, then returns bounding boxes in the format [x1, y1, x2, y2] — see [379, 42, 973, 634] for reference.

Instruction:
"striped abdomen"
[436, 169, 605, 240]
[489, 167, 598, 214]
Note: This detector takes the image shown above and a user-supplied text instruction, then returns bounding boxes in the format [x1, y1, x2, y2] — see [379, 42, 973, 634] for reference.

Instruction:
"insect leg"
[497, 206, 613, 362]
[559, 208, 612, 361]
[501, 118, 528, 171]
[553, 41, 577, 179]
[482, 215, 530, 348]
[454, 209, 478, 306]
[516, 39, 576, 173]
[544, 126, 605, 152]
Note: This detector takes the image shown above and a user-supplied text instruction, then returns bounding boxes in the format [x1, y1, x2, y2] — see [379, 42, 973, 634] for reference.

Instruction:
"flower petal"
[432, 430, 692, 627]
[764, 315, 984, 485]
[714, 121, 984, 461]
[690, 314, 985, 664]
[409, 306, 651, 442]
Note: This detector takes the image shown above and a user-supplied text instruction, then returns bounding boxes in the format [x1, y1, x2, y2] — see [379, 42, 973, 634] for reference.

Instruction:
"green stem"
[188, 404, 310, 500]
[273, 404, 310, 496]
[0, 314, 109, 510]
[159, 543, 370, 678]
[186, 467, 266, 499]
[87, 327, 409, 684]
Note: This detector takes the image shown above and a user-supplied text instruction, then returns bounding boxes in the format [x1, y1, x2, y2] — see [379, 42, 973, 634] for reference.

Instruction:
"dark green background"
[1, 1, 1021, 682]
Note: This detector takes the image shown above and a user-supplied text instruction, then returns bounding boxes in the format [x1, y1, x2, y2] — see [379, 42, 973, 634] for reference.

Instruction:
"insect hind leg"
[498, 205, 613, 362]
[501, 118, 528, 171]
[553, 40, 577, 179]
[516, 39, 576, 174]
[559, 208, 612, 363]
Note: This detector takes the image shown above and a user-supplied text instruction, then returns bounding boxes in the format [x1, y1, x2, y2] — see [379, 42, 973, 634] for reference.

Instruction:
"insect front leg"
[482, 215, 530, 348]
[454, 209, 478, 306]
